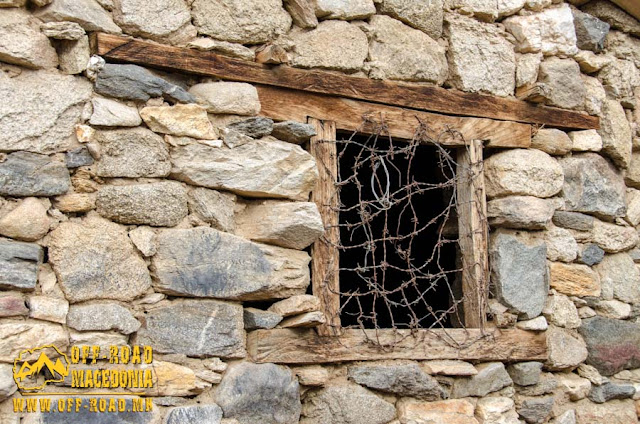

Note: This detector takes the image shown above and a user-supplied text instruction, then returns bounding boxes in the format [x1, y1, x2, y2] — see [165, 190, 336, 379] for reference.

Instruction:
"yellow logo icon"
[12, 345, 69, 391]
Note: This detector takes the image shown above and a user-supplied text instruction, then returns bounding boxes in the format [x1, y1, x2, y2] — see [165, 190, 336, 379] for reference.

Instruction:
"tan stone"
[574, 50, 613, 74]
[557, 373, 591, 401]
[293, 365, 329, 386]
[570, 129, 603, 152]
[582, 75, 607, 116]
[543, 292, 580, 329]
[516, 316, 548, 331]
[56, 35, 90, 75]
[128, 226, 156, 257]
[475, 397, 519, 424]
[0, 320, 68, 362]
[189, 82, 260, 115]
[268, 294, 320, 317]
[40, 21, 85, 40]
[574, 399, 637, 424]
[28, 295, 69, 324]
[625, 151, 640, 188]
[595, 299, 631, 319]
[378, 0, 443, 39]
[599, 99, 632, 169]
[625, 188, 640, 226]
[149, 361, 197, 396]
[140, 104, 217, 139]
[546, 326, 588, 371]
[422, 360, 478, 376]
[53, 193, 96, 213]
[0, 9, 58, 69]
[279, 311, 325, 328]
[592, 220, 638, 253]
[315, 0, 375, 20]
[531, 128, 572, 156]
[0, 198, 50, 242]
[549, 262, 601, 297]
[187, 38, 255, 60]
[397, 398, 479, 424]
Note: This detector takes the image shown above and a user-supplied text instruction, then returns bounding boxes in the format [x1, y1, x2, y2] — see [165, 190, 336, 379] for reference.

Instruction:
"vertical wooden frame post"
[456, 140, 489, 328]
[308, 117, 343, 336]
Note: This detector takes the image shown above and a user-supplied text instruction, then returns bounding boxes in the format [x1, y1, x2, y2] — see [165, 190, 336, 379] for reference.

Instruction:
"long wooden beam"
[247, 328, 547, 364]
[257, 85, 531, 148]
[94, 33, 599, 130]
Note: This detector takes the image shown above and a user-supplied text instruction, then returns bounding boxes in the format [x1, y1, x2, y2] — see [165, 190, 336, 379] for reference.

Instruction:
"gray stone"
[573, 9, 610, 52]
[94, 127, 171, 178]
[0, 70, 92, 154]
[451, 362, 513, 398]
[378, 0, 443, 39]
[0, 240, 42, 291]
[508, 362, 543, 386]
[95, 64, 195, 103]
[227, 117, 273, 138]
[243, 307, 282, 330]
[97, 182, 188, 227]
[65, 147, 93, 168]
[40, 21, 85, 40]
[552, 211, 594, 231]
[516, 374, 558, 397]
[582, 0, 640, 37]
[89, 97, 142, 127]
[599, 99, 632, 169]
[216, 363, 300, 424]
[490, 230, 548, 319]
[151, 227, 310, 301]
[0, 152, 69, 197]
[546, 326, 588, 370]
[487, 196, 555, 230]
[33, 0, 122, 34]
[596, 253, 640, 303]
[136, 299, 245, 358]
[516, 396, 554, 424]
[300, 383, 396, 424]
[579, 244, 605, 266]
[538, 57, 585, 110]
[48, 215, 151, 303]
[579, 317, 640, 375]
[0, 9, 58, 69]
[271, 121, 316, 144]
[348, 361, 444, 399]
[588, 382, 635, 403]
[166, 404, 223, 424]
[187, 188, 236, 232]
[560, 153, 626, 219]
[221, 128, 253, 149]
[67, 302, 140, 334]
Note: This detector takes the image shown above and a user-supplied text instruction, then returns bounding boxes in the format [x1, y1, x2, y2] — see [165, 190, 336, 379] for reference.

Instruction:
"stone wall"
[0, 0, 640, 423]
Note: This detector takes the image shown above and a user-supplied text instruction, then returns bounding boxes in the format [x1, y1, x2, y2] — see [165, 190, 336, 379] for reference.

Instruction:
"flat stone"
[583, 0, 640, 36]
[516, 316, 548, 331]
[97, 182, 188, 227]
[595, 299, 631, 319]
[570, 129, 603, 152]
[279, 311, 325, 328]
[378, 0, 443, 39]
[89, 97, 141, 127]
[166, 404, 223, 424]
[348, 361, 444, 399]
[596, 253, 640, 303]
[53, 193, 96, 213]
[189, 82, 260, 115]
[367, 15, 448, 84]
[289, 20, 368, 72]
[187, 38, 255, 60]
[268, 295, 320, 317]
[508, 362, 543, 387]
[504, 4, 577, 55]
[271, 121, 317, 144]
[573, 9, 610, 52]
[397, 398, 478, 424]
[487, 196, 555, 230]
[170, 138, 317, 201]
[67, 302, 140, 334]
[578, 363, 609, 386]
[69, 330, 128, 351]
[0, 198, 50, 242]
[301, 383, 395, 424]
[451, 362, 513, 398]
[48, 215, 151, 303]
[0, 320, 68, 362]
[0, 9, 58, 69]
[33, 0, 122, 34]
[0, 239, 42, 291]
[187, 188, 236, 232]
[293, 366, 328, 386]
[315, 0, 375, 20]
[95, 64, 195, 103]
[538, 57, 585, 110]
[573, 399, 637, 424]
[216, 362, 300, 424]
[531, 128, 572, 155]
[485, 149, 563, 199]
[599, 99, 632, 168]
[552, 211, 594, 231]
[221, 128, 253, 149]
[490, 230, 548, 319]
[0, 292, 28, 317]
[422, 360, 477, 376]
[575, 50, 612, 75]
[28, 295, 68, 324]
[140, 104, 217, 139]
[148, 361, 197, 397]
[40, 21, 85, 40]
[227, 117, 273, 138]
[560, 153, 626, 219]
[588, 382, 635, 403]
[546, 326, 588, 371]
[151, 227, 310, 301]
[192, 0, 291, 44]
[136, 299, 244, 358]
[516, 396, 554, 424]
[550, 262, 600, 297]
[0, 152, 69, 197]
[543, 292, 581, 329]
[244, 307, 282, 330]
[94, 127, 171, 178]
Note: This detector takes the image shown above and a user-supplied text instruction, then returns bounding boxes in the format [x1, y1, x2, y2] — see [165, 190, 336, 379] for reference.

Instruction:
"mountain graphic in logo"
[13, 345, 69, 391]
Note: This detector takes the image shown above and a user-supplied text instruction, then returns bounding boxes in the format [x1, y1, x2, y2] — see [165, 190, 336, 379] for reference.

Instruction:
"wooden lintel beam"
[94, 33, 599, 131]
[247, 328, 547, 364]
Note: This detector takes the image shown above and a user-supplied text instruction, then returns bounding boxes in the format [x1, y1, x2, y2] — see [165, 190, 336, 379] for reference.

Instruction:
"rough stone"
[268, 295, 320, 317]
[599, 99, 632, 168]
[64, 147, 93, 168]
[0, 9, 58, 69]
[560, 153, 626, 219]
[532, 129, 572, 156]
[485, 149, 563, 199]
[451, 362, 513, 398]
[301, 383, 396, 424]
[56, 35, 90, 75]
[95, 64, 195, 103]
[0, 152, 70, 198]
[573, 399, 637, 424]
[140, 104, 217, 139]
[40, 21, 85, 40]
[626, 188, 640, 226]
[515, 372, 557, 396]
[27, 295, 68, 324]
[552, 211, 594, 231]
[216, 362, 300, 424]
[271, 121, 316, 144]
[544, 227, 578, 263]
[537, 57, 585, 110]
[582, 75, 607, 116]
[445, 14, 514, 96]
[516, 52, 543, 88]
[367, 15, 448, 84]
[97, 182, 188, 227]
[151, 227, 310, 301]
[397, 398, 478, 424]
[0, 198, 50, 242]
[579, 317, 640, 376]
[165, 404, 223, 424]
[170, 139, 317, 201]
[0, 320, 68, 362]
[605, 31, 640, 69]
[89, 97, 141, 127]
[315, 0, 375, 20]
[598, 59, 639, 104]
[508, 362, 543, 386]
[279, 311, 325, 328]
[187, 188, 236, 232]
[0, 292, 29, 317]
[128, 227, 156, 257]
[475, 397, 519, 424]
[53, 193, 96, 213]
[348, 361, 444, 399]
[582, 0, 640, 36]
[67, 302, 140, 334]
[490, 230, 548, 319]
[595, 299, 631, 319]
[422, 360, 477, 376]
[543, 292, 581, 329]
[557, 373, 591, 401]
[487, 196, 555, 230]
[293, 366, 328, 386]
[516, 396, 554, 424]
[187, 38, 255, 60]
[596, 253, 640, 303]
[550, 262, 600, 297]
[289, 20, 368, 72]
[48, 215, 151, 303]
[578, 363, 610, 386]
[188, 82, 260, 116]
[192, 0, 291, 44]
[503, 4, 578, 56]
[227, 117, 273, 138]
[244, 307, 282, 330]
[378, 0, 443, 39]
[570, 130, 603, 152]
[592, 221, 637, 253]
[546, 327, 588, 371]
[33, 0, 122, 34]
[94, 127, 171, 178]
[0, 240, 42, 291]
[575, 50, 612, 74]
[573, 9, 609, 52]
[588, 382, 635, 403]
[136, 299, 244, 358]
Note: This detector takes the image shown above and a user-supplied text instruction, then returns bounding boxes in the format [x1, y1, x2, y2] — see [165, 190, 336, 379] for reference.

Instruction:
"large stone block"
[0, 152, 69, 197]
[89, 98, 141, 127]
[48, 215, 151, 303]
[582, 0, 640, 37]
[367, 15, 448, 84]
[189, 82, 260, 115]
[591, 220, 638, 253]
[560, 153, 626, 219]
[490, 230, 548, 319]
[33, 0, 122, 34]
[348, 361, 444, 400]
[187, 187, 236, 232]
[216, 362, 300, 424]
[166, 404, 223, 424]
[605, 31, 640, 69]
[67, 302, 141, 335]
[0, 9, 58, 69]
[151, 227, 310, 300]
[598, 59, 639, 103]
[531, 128, 572, 156]
[136, 299, 245, 358]
[579, 317, 640, 376]
[538, 57, 585, 110]
[378, 0, 443, 39]
[448, 0, 525, 21]
[0, 239, 42, 291]
[445, 14, 515, 96]
[0, 320, 68, 362]
[170, 138, 317, 201]
[487, 196, 556, 230]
